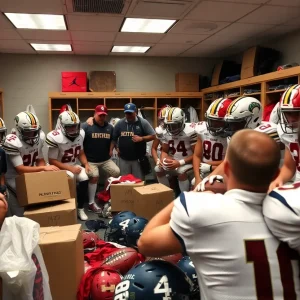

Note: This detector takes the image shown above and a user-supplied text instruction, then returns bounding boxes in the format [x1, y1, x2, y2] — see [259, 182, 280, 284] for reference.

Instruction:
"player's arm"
[151, 138, 160, 164]
[193, 137, 203, 184]
[139, 120, 156, 142]
[268, 146, 296, 191]
[138, 201, 183, 257]
[10, 155, 51, 174]
[36, 158, 46, 166]
[48, 150, 74, 172]
[160, 142, 169, 161]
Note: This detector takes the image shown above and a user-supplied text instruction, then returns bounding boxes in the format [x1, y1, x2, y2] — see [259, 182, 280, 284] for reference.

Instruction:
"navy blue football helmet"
[104, 211, 136, 244]
[177, 256, 200, 298]
[125, 217, 148, 248]
[114, 260, 193, 300]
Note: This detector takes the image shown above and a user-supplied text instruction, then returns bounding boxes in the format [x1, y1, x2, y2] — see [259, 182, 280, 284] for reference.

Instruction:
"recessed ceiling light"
[121, 18, 176, 33]
[4, 13, 66, 30]
[31, 43, 72, 51]
[111, 46, 150, 53]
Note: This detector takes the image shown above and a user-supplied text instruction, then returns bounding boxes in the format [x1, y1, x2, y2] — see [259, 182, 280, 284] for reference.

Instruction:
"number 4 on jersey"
[154, 275, 172, 300]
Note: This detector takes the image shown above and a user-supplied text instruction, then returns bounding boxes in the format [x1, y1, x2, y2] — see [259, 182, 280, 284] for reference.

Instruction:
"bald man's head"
[226, 129, 280, 189]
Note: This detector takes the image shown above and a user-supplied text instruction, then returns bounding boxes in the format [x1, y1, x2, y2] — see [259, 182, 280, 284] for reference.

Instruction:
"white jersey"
[195, 121, 227, 163]
[3, 132, 45, 180]
[46, 129, 85, 166]
[264, 182, 300, 254]
[162, 123, 197, 160]
[170, 190, 300, 300]
[277, 124, 300, 181]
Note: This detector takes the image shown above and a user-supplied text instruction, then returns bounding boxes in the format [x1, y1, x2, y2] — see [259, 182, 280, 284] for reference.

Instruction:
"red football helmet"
[205, 97, 232, 137]
[279, 84, 300, 133]
[90, 270, 122, 300]
[82, 230, 99, 253]
[59, 104, 73, 115]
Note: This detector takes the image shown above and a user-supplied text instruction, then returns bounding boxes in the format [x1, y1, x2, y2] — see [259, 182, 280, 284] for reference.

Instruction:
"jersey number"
[290, 142, 300, 172]
[203, 141, 223, 161]
[23, 151, 39, 166]
[245, 240, 298, 300]
[61, 146, 81, 163]
[168, 140, 188, 157]
[258, 123, 272, 131]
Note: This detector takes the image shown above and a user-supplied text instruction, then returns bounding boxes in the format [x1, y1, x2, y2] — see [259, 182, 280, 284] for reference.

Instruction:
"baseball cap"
[95, 105, 108, 116]
[124, 103, 136, 113]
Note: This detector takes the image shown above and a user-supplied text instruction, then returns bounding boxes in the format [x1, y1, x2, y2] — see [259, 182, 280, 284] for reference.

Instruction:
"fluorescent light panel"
[31, 43, 72, 51]
[5, 13, 66, 30]
[112, 46, 150, 53]
[121, 18, 176, 33]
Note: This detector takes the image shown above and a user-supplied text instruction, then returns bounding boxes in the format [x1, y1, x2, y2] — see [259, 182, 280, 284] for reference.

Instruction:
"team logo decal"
[127, 104, 130, 109]
[248, 102, 260, 113]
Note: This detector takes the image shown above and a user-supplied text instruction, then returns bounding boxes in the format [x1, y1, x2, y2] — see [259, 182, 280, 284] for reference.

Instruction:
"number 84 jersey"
[46, 129, 85, 165]
[195, 122, 227, 163]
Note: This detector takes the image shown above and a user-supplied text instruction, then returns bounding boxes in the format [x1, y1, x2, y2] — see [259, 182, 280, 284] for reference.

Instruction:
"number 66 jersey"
[46, 128, 85, 165]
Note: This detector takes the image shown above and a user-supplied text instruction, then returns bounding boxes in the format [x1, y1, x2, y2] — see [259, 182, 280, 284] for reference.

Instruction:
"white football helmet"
[0, 118, 7, 145]
[15, 111, 41, 146]
[157, 105, 172, 127]
[164, 107, 185, 135]
[59, 111, 80, 139]
[224, 96, 262, 137]
[269, 102, 280, 124]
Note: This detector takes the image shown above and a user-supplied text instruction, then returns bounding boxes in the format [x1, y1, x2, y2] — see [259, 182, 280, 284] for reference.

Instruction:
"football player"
[263, 121, 300, 254]
[46, 111, 90, 221]
[195, 96, 280, 191]
[193, 98, 232, 187]
[3, 111, 59, 216]
[151, 105, 171, 167]
[154, 107, 197, 192]
[138, 130, 300, 300]
[268, 85, 300, 189]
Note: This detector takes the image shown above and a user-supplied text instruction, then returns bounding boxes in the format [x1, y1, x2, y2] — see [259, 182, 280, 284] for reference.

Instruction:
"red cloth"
[97, 174, 142, 203]
[263, 103, 276, 122]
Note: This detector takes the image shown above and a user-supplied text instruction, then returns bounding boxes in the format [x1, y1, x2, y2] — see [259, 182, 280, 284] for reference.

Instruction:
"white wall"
[0, 54, 216, 132]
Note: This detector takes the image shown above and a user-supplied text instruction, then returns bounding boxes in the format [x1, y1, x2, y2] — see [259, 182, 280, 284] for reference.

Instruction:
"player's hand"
[200, 163, 212, 175]
[85, 163, 92, 175]
[193, 178, 202, 190]
[132, 135, 143, 143]
[86, 117, 93, 126]
[0, 193, 8, 229]
[268, 178, 283, 193]
[70, 165, 82, 175]
[44, 165, 60, 171]
[156, 159, 163, 167]
[195, 175, 224, 192]
[163, 158, 180, 170]
[109, 150, 113, 157]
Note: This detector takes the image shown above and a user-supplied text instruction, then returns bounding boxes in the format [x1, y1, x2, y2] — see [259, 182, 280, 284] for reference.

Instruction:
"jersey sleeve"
[263, 186, 300, 253]
[254, 122, 280, 143]
[48, 147, 59, 160]
[2, 134, 22, 155]
[46, 131, 59, 148]
[195, 121, 207, 138]
[169, 192, 194, 253]
[37, 131, 46, 159]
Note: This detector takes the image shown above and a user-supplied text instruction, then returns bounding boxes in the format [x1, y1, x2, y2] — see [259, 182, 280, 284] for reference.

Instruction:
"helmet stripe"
[210, 98, 223, 115]
[26, 112, 37, 126]
[0, 118, 3, 128]
[227, 97, 244, 115]
[283, 84, 299, 105]
[69, 111, 76, 122]
[167, 107, 175, 122]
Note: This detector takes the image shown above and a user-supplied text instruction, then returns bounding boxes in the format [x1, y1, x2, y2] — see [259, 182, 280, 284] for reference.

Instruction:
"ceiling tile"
[0, 48, 36, 54]
[147, 43, 192, 56]
[268, 0, 300, 6]
[257, 25, 299, 40]
[0, 40, 32, 50]
[212, 0, 268, 3]
[198, 34, 241, 47]
[0, 29, 21, 40]
[185, 1, 260, 22]
[72, 42, 112, 54]
[238, 5, 300, 24]
[159, 33, 210, 44]
[0, 0, 65, 14]
[18, 29, 70, 41]
[67, 15, 124, 32]
[216, 23, 273, 37]
[0, 14, 15, 29]
[115, 32, 163, 43]
[71, 31, 116, 42]
[170, 20, 230, 35]
[75, 49, 110, 55]
[284, 16, 300, 26]
[180, 44, 220, 57]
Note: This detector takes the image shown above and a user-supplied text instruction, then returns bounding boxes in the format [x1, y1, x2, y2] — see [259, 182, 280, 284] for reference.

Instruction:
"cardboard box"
[68, 177, 76, 200]
[39, 224, 84, 300]
[24, 199, 77, 227]
[111, 182, 145, 212]
[61, 72, 87, 92]
[132, 184, 174, 220]
[241, 47, 257, 79]
[89, 71, 116, 92]
[16, 171, 71, 207]
[175, 73, 199, 92]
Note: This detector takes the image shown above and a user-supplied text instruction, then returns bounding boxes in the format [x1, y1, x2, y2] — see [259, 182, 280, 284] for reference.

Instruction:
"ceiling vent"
[72, 0, 126, 14]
